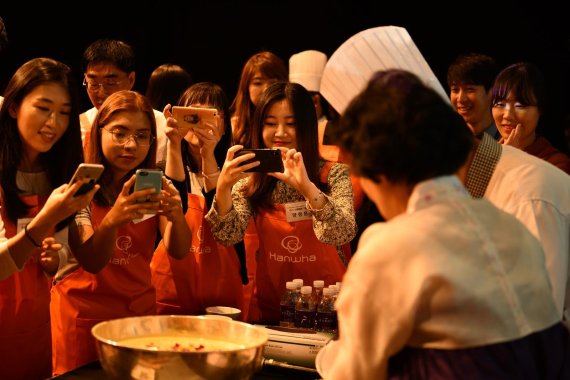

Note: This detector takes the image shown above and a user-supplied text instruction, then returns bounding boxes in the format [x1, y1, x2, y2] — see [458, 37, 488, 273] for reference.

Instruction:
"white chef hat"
[289, 50, 328, 92]
[320, 26, 448, 114]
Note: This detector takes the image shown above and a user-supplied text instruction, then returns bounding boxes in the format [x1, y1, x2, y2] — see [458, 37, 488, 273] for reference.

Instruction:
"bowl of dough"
[92, 315, 268, 379]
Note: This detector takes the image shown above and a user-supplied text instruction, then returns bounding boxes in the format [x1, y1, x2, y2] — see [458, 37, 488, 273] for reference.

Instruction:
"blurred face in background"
[249, 70, 278, 106]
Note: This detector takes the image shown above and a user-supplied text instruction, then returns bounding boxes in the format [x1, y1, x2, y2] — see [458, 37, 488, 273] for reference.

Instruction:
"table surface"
[50, 360, 321, 380]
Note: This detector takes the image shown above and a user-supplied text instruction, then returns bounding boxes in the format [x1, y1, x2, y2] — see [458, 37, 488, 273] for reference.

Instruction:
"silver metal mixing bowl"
[91, 315, 268, 380]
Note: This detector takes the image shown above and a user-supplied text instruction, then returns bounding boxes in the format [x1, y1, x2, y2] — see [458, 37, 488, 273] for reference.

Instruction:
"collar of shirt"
[407, 175, 468, 213]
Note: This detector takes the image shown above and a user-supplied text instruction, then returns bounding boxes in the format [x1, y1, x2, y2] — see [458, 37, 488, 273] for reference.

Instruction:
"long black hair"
[245, 81, 322, 212]
[0, 57, 83, 229]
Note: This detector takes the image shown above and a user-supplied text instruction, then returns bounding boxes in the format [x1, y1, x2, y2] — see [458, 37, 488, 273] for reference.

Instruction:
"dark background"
[1, 1, 569, 151]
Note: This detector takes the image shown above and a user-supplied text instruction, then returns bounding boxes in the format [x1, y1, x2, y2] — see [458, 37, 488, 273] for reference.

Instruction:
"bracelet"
[305, 191, 327, 212]
[24, 224, 42, 248]
[202, 168, 220, 179]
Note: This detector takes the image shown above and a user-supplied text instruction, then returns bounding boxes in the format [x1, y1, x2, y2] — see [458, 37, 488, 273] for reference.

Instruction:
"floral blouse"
[205, 161, 356, 262]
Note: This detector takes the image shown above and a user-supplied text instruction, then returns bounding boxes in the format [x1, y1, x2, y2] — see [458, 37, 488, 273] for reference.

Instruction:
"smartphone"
[172, 106, 218, 130]
[235, 148, 284, 173]
[134, 169, 163, 203]
[69, 163, 105, 197]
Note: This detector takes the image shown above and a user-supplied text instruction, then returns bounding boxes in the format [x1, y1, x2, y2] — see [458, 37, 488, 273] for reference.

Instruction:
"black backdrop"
[1, 1, 568, 150]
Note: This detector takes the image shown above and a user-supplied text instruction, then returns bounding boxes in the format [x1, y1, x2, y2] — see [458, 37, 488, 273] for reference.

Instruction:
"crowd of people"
[0, 16, 569, 380]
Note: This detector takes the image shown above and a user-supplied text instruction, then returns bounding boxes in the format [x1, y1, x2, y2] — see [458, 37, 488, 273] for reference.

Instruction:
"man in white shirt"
[459, 132, 570, 320]
[80, 39, 167, 163]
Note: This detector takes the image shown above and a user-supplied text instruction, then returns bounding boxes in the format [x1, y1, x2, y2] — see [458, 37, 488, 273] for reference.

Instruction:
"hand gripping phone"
[134, 169, 163, 203]
[69, 163, 105, 197]
[235, 148, 284, 173]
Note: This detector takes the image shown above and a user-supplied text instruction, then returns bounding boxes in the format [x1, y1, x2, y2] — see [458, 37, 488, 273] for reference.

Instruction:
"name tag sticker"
[285, 201, 312, 223]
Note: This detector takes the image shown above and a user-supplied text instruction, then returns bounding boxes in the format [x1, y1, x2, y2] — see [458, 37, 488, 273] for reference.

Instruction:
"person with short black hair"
[145, 63, 193, 112]
[447, 52, 501, 139]
[80, 39, 168, 163]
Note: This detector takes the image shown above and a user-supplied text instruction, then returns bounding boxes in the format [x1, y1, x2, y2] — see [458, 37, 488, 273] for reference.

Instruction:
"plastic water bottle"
[328, 285, 339, 333]
[315, 287, 336, 333]
[328, 284, 339, 300]
[292, 278, 303, 304]
[280, 281, 297, 327]
[295, 286, 315, 329]
[312, 280, 325, 305]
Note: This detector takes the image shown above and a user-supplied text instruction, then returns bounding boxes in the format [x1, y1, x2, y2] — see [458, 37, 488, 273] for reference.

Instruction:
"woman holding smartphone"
[0, 58, 98, 380]
[50, 90, 190, 375]
[206, 81, 356, 324]
[151, 82, 245, 317]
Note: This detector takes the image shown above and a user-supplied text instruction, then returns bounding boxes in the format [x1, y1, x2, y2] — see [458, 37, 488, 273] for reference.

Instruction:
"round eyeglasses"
[102, 128, 155, 147]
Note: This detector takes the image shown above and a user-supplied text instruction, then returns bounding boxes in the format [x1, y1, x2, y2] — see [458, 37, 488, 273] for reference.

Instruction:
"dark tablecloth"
[50, 360, 321, 380]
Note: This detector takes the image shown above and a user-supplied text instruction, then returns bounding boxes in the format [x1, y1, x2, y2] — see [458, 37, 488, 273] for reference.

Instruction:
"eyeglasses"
[102, 128, 155, 147]
[83, 76, 122, 93]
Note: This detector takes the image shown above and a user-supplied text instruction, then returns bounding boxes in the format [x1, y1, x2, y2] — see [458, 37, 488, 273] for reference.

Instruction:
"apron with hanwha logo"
[50, 202, 157, 376]
[250, 203, 347, 324]
[151, 193, 243, 315]
[0, 193, 53, 380]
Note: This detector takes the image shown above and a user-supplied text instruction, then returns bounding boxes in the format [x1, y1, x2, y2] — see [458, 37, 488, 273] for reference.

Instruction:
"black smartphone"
[235, 148, 284, 173]
[69, 163, 105, 197]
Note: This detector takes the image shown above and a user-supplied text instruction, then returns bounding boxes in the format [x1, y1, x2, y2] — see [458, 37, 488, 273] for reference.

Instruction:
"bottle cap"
[286, 281, 297, 290]
[313, 280, 325, 288]
[301, 286, 312, 294]
[323, 288, 333, 296]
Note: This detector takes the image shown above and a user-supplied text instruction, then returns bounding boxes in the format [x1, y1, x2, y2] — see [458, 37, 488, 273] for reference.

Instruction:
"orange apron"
[50, 203, 157, 375]
[249, 204, 347, 324]
[151, 194, 243, 315]
[0, 194, 52, 380]
[318, 119, 340, 162]
[241, 217, 259, 322]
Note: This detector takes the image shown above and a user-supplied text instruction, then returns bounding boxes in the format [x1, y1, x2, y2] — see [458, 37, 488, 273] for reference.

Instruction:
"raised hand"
[156, 177, 185, 222]
[217, 145, 258, 192]
[503, 123, 524, 148]
[163, 104, 191, 146]
[37, 181, 99, 226]
[102, 175, 160, 228]
[270, 148, 310, 193]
